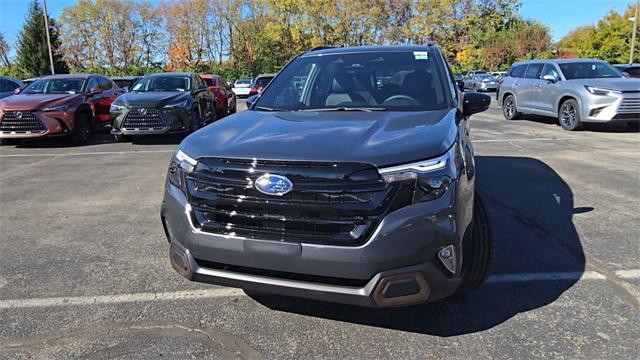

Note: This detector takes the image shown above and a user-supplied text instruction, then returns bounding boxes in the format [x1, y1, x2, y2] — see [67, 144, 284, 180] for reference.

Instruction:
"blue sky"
[0, 0, 634, 57]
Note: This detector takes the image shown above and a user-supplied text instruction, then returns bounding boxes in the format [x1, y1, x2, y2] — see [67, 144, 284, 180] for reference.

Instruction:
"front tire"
[559, 99, 583, 131]
[69, 112, 92, 144]
[502, 94, 520, 120]
[457, 193, 493, 294]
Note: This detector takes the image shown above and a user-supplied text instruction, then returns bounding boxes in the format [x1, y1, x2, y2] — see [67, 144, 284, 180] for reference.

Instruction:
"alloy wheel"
[560, 103, 576, 127]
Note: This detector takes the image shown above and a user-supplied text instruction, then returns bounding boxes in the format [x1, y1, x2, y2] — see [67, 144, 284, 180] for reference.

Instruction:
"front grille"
[186, 158, 412, 246]
[619, 98, 640, 113]
[122, 107, 167, 130]
[0, 111, 46, 134]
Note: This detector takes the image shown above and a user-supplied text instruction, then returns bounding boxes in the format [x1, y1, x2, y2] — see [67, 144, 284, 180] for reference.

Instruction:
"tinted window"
[195, 76, 206, 89]
[97, 76, 111, 90]
[559, 61, 622, 79]
[23, 78, 86, 94]
[114, 79, 134, 89]
[256, 50, 450, 111]
[86, 78, 99, 91]
[524, 64, 543, 79]
[541, 64, 560, 80]
[0, 79, 18, 92]
[132, 76, 191, 92]
[254, 77, 273, 88]
[202, 78, 214, 87]
[626, 66, 640, 77]
[509, 65, 527, 78]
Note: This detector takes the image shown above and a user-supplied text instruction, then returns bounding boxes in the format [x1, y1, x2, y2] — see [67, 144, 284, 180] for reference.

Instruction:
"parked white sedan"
[232, 78, 253, 97]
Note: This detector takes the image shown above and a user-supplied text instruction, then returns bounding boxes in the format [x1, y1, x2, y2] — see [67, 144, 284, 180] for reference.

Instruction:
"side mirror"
[14, 88, 21, 94]
[456, 80, 464, 92]
[88, 86, 102, 95]
[542, 74, 557, 83]
[246, 94, 259, 109]
[462, 92, 490, 117]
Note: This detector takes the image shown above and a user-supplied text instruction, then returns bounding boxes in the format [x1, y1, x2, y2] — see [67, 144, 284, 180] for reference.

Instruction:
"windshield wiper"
[299, 107, 388, 112]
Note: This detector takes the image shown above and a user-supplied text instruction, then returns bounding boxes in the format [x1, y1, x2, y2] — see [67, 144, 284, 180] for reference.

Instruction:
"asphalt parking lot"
[0, 98, 638, 359]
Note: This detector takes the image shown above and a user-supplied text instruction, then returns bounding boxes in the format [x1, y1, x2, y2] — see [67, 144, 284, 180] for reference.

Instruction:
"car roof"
[512, 58, 606, 66]
[111, 76, 141, 80]
[146, 72, 194, 77]
[199, 74, 219, 79]
[301, 44, 438, 57]
[255, 73, 277, 78]
[40, 73, 96, 80]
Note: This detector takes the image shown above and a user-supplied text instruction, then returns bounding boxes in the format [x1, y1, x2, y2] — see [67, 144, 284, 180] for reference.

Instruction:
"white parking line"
[0, 150, 175, 158]
[0, 288, 244, 310]
[0, 270, 638, 310]
[486, 271, 606, 283]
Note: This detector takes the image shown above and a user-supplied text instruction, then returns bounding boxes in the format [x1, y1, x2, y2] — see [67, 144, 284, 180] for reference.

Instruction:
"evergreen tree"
[16, 0, 68, 77]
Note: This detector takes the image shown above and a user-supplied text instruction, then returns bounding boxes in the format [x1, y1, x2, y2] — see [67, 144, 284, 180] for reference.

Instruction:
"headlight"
[585, 86, 621, 96]
[41, 105, 69, 112]
[110, 102, 126, 111]
[164, 99, 189, 109]
[378, 145, 458, 202]
[168, 149, 197, 191]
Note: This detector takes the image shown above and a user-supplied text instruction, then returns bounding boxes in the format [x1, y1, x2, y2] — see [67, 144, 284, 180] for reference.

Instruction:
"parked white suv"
[498, 59, 640, 130]
[232, 78, 253, 98]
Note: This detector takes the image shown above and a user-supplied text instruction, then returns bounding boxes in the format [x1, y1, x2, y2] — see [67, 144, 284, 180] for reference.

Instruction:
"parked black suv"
[110, 72, 215, 141]
[161, 45, 492, 307]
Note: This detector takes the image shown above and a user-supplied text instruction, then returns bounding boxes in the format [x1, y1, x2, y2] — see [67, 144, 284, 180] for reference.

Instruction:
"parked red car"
[0, 74, 122, 145]
[200, 74, 236, 118]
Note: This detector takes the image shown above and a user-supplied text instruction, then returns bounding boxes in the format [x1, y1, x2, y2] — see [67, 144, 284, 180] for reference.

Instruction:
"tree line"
[0, 0, 637, 80]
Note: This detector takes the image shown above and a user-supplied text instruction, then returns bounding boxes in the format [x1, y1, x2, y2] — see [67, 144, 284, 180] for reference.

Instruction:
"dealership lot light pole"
[631, 0, 639, 64]
[42, 0, 55, 74]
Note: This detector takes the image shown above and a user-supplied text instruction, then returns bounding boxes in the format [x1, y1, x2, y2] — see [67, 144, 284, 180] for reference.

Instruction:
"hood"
[116, 91, 190, 107]
[573, 77, 640, 91]
[180, 108, 458, 167]
[0, 93, 81, 111]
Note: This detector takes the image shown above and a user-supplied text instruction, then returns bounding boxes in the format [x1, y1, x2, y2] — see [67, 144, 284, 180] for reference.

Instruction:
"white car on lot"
[232, 78, 253, 97]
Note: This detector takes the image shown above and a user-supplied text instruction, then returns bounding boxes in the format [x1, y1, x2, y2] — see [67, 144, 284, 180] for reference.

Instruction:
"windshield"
[22, 78, 85, 94]
[202, 78, 214, 87]
[235, 79, 252, 86]
[255, 50, 450, 111]
[131, 76, 191, 92]
[559, 62, 622, 80]
[114, 79, 136, 89]
[478, 74, 497, 80]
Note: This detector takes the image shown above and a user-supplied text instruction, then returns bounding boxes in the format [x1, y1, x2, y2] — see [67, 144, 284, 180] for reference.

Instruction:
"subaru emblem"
[15, 112, 22, 119]
[138, 108, 147, 115]
[255, 174, 293, 196]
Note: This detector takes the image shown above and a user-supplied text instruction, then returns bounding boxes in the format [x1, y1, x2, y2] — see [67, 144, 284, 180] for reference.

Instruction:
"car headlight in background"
[41, 104, 69, 112]
[584, 86, 621, 96]
[163, 99, 189, 109]
[378, 145, 458, 202]
[110, 102, 126, 111]
[168, 149, 197, 191]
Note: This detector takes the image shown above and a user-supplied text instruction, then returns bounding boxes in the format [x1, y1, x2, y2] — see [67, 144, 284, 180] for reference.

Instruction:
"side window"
[97, 77, 110, 90]
[524, 64, 543, 79]
[510, 65, 527, 78]
[0, 80, 11, 92]
[195, 76, 206, 90]
[86, 78, 99, 91]
[541, 64, 559, 80]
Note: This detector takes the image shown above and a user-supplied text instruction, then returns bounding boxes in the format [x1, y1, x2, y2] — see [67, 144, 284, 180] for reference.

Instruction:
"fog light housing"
[170, 243, 193, 279]
[438, 245, 457, 274]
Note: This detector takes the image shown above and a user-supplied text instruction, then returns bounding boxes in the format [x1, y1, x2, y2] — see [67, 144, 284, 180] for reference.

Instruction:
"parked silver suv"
[498, 59, 640, 130]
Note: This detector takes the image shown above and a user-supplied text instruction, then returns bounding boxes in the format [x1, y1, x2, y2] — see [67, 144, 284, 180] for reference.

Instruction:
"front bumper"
[583, 92, 640, 122]
[161, 179, 469, 307]
[110, 107, 192, 135]
[0, 110, 70, 139]
[480, 83, 498, 91]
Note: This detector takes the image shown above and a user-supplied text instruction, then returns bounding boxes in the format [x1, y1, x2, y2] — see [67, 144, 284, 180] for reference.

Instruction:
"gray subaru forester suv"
[498, 58, 640, 130]
[161, 45, 493, 307]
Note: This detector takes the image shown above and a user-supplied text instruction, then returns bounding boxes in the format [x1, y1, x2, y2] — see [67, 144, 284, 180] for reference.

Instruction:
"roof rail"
[307, 45, 344, 52]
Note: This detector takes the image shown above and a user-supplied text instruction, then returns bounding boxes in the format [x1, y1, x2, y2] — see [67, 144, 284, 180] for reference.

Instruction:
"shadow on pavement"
[248, 156, 587, 336]
[515, 114, 638, 133]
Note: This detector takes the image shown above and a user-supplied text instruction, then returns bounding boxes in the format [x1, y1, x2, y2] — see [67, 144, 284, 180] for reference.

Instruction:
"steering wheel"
[382, 95, 420, 106]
